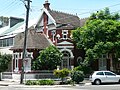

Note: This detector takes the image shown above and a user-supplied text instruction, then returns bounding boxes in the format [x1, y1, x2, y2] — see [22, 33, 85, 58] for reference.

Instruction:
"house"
[10, 0, 86, 73]
[10, 29, 51, 72]
[35, 0, 86, 69]
[0, 17, 37, 55]
[0, 17, 24, 54]
[28, 0, 119, 73]
[5, 0, 87, 80]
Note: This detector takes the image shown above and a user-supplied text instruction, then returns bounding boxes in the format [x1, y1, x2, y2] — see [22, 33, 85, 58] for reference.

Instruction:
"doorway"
[61, 51, 70, 69]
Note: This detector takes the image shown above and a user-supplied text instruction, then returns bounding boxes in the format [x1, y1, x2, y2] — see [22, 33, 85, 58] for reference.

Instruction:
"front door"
[99, 58, 107, 70]
[62, 57, 69, 68]
[61, 51, 70, 69]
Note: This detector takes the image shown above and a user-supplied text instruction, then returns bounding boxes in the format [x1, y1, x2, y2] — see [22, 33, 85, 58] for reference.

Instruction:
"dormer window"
[62, 30, 68, 40]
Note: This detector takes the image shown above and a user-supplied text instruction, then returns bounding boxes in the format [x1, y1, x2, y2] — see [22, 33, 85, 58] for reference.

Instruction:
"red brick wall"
[43, 13, 48, 35]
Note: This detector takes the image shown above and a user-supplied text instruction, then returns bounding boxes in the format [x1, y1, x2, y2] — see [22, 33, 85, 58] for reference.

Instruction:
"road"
[0, 84, 120, 90]
[75, 84, 120, 90]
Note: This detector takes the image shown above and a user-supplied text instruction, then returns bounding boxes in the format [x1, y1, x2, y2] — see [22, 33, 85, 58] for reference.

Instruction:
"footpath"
[0, 78, 91, 87]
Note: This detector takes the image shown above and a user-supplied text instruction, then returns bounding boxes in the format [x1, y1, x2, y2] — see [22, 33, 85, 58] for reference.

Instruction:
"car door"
[104, 71, 117, 82]
[95, 72, 106, 82]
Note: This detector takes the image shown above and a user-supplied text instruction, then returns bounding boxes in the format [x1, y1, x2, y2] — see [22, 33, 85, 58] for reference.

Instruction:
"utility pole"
[20, 0, 31, 84]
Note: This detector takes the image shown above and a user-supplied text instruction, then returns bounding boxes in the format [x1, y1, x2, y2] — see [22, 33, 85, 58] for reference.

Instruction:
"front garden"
[25, 66, 90, 85]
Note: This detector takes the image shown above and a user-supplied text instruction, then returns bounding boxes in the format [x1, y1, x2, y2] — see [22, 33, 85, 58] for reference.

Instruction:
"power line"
[0, 0, 18, 14]
[0, 0, 16, 11]
[1, 3, 21, 16]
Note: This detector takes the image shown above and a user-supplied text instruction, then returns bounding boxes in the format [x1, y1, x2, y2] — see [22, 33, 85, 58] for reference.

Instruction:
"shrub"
[25, 80, 54, 85]
[38, 80, 54, 85]
[25, 80, 33, 85]
[54, 68, 70, 84]
[73, 65, 92, 76]
[71, 71, 84, 84]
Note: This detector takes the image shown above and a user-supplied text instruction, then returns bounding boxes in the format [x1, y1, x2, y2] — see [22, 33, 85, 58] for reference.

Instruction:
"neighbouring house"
[0, 17, 24, 55]
[0, 17, 37, 54]
[10, 29, 52, 72]
[0, 17, 37, 74]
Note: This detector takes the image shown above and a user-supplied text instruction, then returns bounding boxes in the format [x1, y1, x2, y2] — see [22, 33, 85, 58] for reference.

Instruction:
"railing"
[30, 70, 58, 79]
[1, 72, 12, 79]
[2, 70, 59, 80]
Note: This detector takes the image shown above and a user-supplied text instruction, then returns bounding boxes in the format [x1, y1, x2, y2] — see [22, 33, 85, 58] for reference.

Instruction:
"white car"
[89, 71, 120, 85]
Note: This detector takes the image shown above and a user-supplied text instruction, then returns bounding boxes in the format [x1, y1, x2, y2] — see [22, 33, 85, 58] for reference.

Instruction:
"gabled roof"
[10, 29, 51, 50]
[49, 10, 80, 28]
[36, 8, 80, 29]
[0, 22, 24, 36]
[0, 26, 9, 35]
[80, 18, 88, 27]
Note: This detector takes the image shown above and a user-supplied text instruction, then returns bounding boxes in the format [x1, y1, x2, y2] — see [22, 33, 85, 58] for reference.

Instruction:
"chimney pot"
[44, 0, 50, 10]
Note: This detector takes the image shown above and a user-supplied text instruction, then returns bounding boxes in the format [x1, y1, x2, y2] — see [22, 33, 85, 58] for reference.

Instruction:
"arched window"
[61, 51, 70, 69]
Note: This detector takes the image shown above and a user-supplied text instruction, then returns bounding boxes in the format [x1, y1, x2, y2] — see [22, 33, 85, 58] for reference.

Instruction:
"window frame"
[62, 30, 68, 40]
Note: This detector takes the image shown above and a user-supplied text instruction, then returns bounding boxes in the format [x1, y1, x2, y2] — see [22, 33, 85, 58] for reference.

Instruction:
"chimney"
[43, 0, 50, 10]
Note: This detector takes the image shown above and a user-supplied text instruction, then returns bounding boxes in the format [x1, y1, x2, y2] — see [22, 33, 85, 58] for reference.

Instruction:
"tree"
[0, 16, 9, 27]
[0, 54, 12, 80]
[72, 8, 120, 64]
[32, 45, 63, 70]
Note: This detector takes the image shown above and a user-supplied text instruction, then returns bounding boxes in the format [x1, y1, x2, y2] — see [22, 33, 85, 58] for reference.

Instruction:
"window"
[105, 72, 116, 76]
[19, 52, 22, 59]
[96, 72, 104, 75]
[0, 40, 3, 47]
[62, 51, 70, 69]
[27, 52, 33, 58]
[3, 39, 6, 47]
[51, 30, 56, 42]
[0, 37, 13, 47]
[62, 30, 68, 40]
[14, 53, 19, 72]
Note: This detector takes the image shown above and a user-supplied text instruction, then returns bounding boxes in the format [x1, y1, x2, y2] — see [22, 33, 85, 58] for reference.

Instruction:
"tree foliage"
[0, 16, 9, 28]
[32, 45, 63, 70]
[0, 54, 12, 72]
[72, 8, 120, 64]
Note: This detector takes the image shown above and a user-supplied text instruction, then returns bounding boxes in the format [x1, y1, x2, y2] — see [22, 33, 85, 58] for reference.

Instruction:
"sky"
[1, 0, 120, 20]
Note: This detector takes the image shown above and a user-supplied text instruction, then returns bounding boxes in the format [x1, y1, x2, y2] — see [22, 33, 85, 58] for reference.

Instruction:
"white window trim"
[62, 30, 68, 40]
[26, 52, 33, 59]
[14, 53, 19, 72]
[51, 30, 56, 42]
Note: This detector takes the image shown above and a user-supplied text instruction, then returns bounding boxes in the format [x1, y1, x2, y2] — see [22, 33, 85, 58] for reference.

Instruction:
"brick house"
[35, 0, 87, 69]
[30, 0, 120, 73]
[10, 29, 51, 72]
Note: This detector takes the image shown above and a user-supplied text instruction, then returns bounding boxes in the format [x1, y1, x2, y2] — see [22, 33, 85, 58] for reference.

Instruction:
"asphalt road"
[74, 84, 120, 90]
[0, 84, 120, 90]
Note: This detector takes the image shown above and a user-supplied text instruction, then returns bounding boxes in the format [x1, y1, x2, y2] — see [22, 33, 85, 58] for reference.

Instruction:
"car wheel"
[118, 79, 120, 84]
[94, 79, 101, 85]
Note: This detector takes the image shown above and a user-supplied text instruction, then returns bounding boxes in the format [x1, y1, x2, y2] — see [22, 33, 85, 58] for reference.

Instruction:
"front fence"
[1, 70, 59, 80]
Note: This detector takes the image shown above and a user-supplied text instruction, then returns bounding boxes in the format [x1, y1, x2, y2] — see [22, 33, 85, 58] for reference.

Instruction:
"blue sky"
[1, 0, 120, 20]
